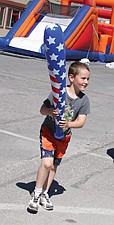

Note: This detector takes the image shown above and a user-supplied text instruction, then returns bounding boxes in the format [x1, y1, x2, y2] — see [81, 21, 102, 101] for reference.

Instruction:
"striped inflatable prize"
[44, 23, 66, 139]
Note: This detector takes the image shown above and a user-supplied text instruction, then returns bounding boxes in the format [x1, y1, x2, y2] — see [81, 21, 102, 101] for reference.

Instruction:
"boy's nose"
[84, 79, 89, 84]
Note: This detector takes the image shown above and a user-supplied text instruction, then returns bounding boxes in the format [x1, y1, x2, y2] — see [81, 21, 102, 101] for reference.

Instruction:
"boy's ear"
[68, 73, 75, 82]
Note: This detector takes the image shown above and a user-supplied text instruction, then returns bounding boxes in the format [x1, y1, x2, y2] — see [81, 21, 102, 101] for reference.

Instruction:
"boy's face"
[69, 68, 90, 92]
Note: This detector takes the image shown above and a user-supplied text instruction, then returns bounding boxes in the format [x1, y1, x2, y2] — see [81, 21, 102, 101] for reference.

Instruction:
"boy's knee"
[44, 162, 52, 169]
[42, 158, 53, 169]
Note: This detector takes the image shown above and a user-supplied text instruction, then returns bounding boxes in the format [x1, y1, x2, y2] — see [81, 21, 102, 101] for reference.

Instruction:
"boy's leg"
[43, 163, 57, 191]
[40, 164, 57, 210]
[36, 157, 54, 189]
[28, 157, 54, 212]
[40, 158, 63, 210]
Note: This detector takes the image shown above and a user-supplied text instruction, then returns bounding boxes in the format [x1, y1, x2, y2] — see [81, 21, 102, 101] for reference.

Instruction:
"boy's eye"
[82, 77, 90, 80]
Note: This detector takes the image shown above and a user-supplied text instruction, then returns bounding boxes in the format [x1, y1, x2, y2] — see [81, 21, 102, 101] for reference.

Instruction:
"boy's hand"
[59, 118, 69, 128]
[50, 108, 59, 117]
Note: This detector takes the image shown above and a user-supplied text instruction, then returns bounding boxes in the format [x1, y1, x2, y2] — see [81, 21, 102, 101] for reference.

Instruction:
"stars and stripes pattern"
[44, 23, 66, 139]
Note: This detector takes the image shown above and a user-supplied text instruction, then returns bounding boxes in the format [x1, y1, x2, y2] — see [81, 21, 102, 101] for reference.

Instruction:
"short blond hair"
[68, 61, 90, 77]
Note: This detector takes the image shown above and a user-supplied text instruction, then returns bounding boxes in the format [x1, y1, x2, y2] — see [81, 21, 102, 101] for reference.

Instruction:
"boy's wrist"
[48, 108, 53, 116]
[67, 121, 70, 128]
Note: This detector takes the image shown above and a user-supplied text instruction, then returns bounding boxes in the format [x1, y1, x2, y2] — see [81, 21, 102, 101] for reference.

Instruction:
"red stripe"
[52, 86, 60, 94]
[50, 75, 58, 83]
[53, 96, 58, 104]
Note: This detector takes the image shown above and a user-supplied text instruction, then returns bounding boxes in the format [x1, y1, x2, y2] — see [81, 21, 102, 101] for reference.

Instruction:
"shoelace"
[44, 194, 50, 203]
[33, 193, 41, 202]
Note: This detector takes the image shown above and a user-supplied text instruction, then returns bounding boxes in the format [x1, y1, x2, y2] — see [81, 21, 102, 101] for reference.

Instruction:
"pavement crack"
[71, 166, 113, 189]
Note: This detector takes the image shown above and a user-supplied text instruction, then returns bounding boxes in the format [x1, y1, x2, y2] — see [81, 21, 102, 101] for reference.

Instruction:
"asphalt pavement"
[0, 52, 114, 225]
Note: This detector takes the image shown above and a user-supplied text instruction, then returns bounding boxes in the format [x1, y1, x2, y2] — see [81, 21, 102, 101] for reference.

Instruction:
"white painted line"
[0, 130, 111, 161]
[54, 206, 114, 215]
[0, 203, 25, 211]
[0, 203, 114, 215]
[0, 129, 38, 143]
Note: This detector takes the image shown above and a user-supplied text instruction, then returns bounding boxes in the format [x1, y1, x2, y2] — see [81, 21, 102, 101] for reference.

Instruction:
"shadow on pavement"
[16, 180, 66, 197]
[107, 148, 114, 162]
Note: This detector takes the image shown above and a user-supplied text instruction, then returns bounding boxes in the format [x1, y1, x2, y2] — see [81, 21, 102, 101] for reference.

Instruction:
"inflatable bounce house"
[0, 0, 114, 62]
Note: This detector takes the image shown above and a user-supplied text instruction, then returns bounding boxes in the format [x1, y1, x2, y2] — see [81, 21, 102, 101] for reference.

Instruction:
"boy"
[28, 61, 90, 212]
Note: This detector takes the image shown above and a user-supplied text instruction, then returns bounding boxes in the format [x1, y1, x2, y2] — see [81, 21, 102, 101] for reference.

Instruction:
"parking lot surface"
[0, 53, 114, 225]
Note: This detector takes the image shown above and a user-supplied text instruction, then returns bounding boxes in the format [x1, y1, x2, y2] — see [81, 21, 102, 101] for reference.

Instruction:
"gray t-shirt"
[42, 91, 90, 135]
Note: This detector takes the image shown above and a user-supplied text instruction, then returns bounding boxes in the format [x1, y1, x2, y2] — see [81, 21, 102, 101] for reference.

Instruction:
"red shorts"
[40, 126, 71, 159]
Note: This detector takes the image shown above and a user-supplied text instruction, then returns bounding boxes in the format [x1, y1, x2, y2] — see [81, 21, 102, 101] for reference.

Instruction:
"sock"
[42, 189, 48, 195]
[34, 187, 42, 197]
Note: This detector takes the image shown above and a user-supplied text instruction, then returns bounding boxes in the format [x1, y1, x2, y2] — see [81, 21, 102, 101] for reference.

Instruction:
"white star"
[47, 36, 56, 45]
[58, 97, 62, 102]
[47, 62, 50, 67]
[56, 43, 64, 52]
[55, 119, 59, 125]
[49, 70, 55, 77]
[61, 87, 66, 94]
[46, 24, 58, 30]
[61, 72, 66, 80]
[60, 115, 64, 120]
[56, 108, 62, 114]
[57, 60, 65, 67]
[60, 100, 65, 107]
[53, 68, 60, 75]
[50, 53, 58, 61]
[44, 44, 49, 52]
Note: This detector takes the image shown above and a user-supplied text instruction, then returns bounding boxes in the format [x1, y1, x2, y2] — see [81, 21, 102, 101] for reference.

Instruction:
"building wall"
[0, 0, 31, 36]
[0, 0, 60, 36]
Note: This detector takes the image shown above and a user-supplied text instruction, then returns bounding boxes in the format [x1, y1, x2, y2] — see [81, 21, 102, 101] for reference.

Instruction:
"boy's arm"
[40, 103, 59, 117]
[59, 114, 87, 129]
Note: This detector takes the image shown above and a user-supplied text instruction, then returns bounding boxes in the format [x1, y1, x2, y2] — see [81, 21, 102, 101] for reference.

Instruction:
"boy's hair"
[68, 61, 90, 77]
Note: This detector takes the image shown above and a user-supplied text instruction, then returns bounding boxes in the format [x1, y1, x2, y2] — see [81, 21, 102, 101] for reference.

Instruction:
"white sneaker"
[28, 192, 40, 212]
[40, 193, 53, 210]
